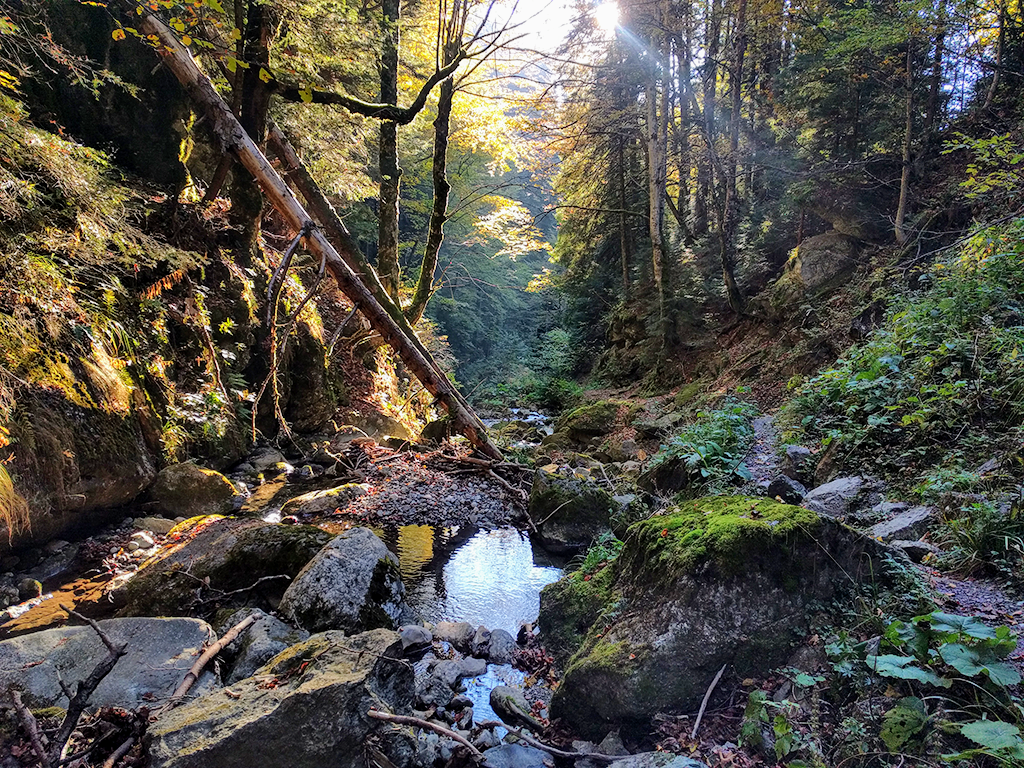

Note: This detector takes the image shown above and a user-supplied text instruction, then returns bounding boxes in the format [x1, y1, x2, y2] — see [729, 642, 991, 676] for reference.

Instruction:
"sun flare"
[594, 2, 619, 32]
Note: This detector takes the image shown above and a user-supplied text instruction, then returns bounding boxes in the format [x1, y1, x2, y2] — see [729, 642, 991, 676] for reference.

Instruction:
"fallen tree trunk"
[135, 10, 501, 461]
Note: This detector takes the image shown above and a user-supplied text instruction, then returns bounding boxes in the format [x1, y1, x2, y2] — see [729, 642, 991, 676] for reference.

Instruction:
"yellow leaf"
[181, 34, 192, 46]
[112, 28, 126, 41]
[299, 87, 313, 103]
[225, 57, 237, 73]
[258, 67, 272, 83]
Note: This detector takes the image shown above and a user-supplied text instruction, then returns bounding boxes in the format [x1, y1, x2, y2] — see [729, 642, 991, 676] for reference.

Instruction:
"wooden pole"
[135, 10, 501, 461]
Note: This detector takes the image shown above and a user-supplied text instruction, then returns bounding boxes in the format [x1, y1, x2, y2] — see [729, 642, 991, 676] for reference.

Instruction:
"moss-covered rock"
[528, 468, 618, 554]
[556, 400, 632, 440]
[279, 483, 370, 517]
[549, 496, 889, 738]
[147, 463, 236, 518]
[538, 564, 618, 664]
[121, 518, 332, 617]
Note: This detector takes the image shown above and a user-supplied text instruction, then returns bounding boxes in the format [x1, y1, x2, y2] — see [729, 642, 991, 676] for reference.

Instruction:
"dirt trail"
[741, 414, 781, 490]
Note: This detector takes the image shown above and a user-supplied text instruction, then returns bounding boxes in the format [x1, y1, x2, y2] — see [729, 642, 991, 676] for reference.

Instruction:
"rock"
[556, 400, 628, 440]
[767, 475, 807, 504]
[279, 527, 405, 634]
[768, 232, 860, 307]
[431, 659, 463, 688]
[481, 744, 551, 768]
[596, 732, 630, 756]
[471, 625, 492, 655]
[18, 578, 42, 601]
[399, 625, 433, 655]
[460, 656, 488, 678]
[433, 621, 476, 651]
[450, 694, 473, 710]
[148, 463, 236, 518]
[41, 539, 69, 555]
[549, 496, 890, 738]
[250, 448, 286, 471]
[131, 530, 156, 549]
[415, 669, 455, 708]
[127, 541, 140, 552]
[633, 414, 681, 440]
[606, 755, 709, 768]
[490, 686, 544, 731]
[135, 516, 176, 535]
[420, 418, 454, 444]
[146, 629, 412, 768]
[0, 617, 218, 709]
[121, 519, 332, 617]
[867, 506, 936, 542]
[217, 608, 309, 685]
[529, 468, 617, 554]
[279, 483, 370, 517]
[488, 629, 516, 664]
[783, 446, 814, 484]
[890, 539, 942, 563]
[801, 476, 884, 520]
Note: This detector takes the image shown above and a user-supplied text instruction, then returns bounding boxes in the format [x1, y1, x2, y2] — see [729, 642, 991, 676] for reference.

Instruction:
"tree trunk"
[617, 134, 632, 293]
[923, 0, 946, 139]
[895, 39, 913, 246]
[377, 0, 402, 300]
[719, 0, 746, 314]
[983, 1, 1004, 110]
[137, 10, 502, 461]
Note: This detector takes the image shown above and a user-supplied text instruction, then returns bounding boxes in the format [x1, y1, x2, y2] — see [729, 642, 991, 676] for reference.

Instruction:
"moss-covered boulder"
[121, 519, 332, 617]
[549, 496, 888, 738]
[529, 467, 619, 554]
[279, 483, 370, 517]
[555, 400, 631, 441]
[147, 463, 236, 518]
[538, 563, 618, 665]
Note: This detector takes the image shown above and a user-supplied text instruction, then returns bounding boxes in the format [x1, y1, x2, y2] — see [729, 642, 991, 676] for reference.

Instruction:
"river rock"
[604, 755, 709, 768]
[529, 468, 617, 554]
[482, 744, 552, 768]
[217, 608, 309, 685]
[767, 475, 807, 504]
[490, 685, 544, 731]
[121, 518, 332, 617]
[460, 656, 488, 678]
[488, 629, 516, 664]
[146, 629, 412, 768]
[433, 620, 476, 650]
[801, 476, 884, 520]
[547, 496, 888, 738]
[134, 516, 176, 535]
[783, 446, 814, 485]
[472, 625, 492, 655]
[278, 527, 405, 633]
[556, 400, 628, 440]
[0, 617, 218, 709]
[400, 625, 433, 654]
[867, 506, 935, 542]
[147, 463, 236, 518]
[279, 483, 370, 516]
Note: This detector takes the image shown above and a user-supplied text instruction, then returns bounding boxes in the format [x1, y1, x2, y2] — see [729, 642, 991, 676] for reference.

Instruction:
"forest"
[0, 0, 1022, 766]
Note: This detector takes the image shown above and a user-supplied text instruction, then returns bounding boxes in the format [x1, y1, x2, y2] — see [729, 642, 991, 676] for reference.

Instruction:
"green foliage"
[944, 132, 1024, 209]
[572, 531, 624, 577]
[783, 218, 1024, 489]
[650, 399, 757, 491]
[880, 696, 928, 752]
[935, 498, 1024, 579]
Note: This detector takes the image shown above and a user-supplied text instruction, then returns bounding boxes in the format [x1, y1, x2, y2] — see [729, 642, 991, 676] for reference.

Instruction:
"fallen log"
[134, 9, 502, 462]
[161, 613, 257, 712]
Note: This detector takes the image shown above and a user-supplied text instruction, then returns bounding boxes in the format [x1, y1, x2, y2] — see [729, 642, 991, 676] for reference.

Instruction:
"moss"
[565, 637, 635, 677]
[620, 496, 822, 584]
[673, 381, 703, 409]
[556, 399, 630, 436]
[29, 707, 67, 721]
[539, 564, 618, 662]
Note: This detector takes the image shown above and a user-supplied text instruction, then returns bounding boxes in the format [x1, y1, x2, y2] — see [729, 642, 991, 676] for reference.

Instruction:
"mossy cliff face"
[548, 496, 884, 739]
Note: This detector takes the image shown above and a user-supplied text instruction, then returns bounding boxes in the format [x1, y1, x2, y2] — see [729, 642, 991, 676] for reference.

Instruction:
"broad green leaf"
[960, 720, 1024, 753]
[866, 654, 951, 687]
[918, 611, 997, 640]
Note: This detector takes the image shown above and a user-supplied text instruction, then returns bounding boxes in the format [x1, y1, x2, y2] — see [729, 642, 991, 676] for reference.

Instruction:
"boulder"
[146, 629, 412, 768]
[867, 506, 936, 542]
[783, 446, 814, 485]
[801, 476, 884, 521]
[490, 685, 544, 731]
[217, 608, 309, 685]
[767, 475, 807, 504]
[556, 401, 628, 440]
[768, 232, 860, 307]
[279, 483, 370, 517]
[0, 617, 218, 709]
[529, 468, 618, 554]
[549, 496, 887, 738]
[460, 656, 488, 678]
[482, 744, 552, 768]
[279, 527, 405, 633]
[399, 625, 433, 655]
[432, 621, 475, 650]
[890, 540, 942, 563]
[134, 516, 176, 535]
[121, 519, 332, 617]
[148, 463, 236, 518]
[488, 629, 516, 664]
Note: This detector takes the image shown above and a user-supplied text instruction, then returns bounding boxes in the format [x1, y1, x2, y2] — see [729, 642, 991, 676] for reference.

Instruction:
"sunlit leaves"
[469, 196, 551, 259]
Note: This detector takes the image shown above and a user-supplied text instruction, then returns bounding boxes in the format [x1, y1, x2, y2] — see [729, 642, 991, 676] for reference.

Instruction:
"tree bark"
[719, 0, 746, 314]
[136, 10, 502, 461]
[895, 39, 913, 246]
[983, 1, 1004, 110]
[377, 0, 402, 300]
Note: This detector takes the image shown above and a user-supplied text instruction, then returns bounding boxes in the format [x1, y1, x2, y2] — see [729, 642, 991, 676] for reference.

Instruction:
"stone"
[471, 625, 492, 655]
[556, 400, 628, 440]
[146, 629, 412, 768]
[217, 608, 309, 685]
[867, 506, 936, 542]
[460, 656, 488, 678]
[121, 519, 332, 617]
[548, 496, 891, 738]
[17, 578, 42, 601]
[148, 463, 236, 518]
[279, 527, 405, 634]
[433, 621, 475, 650]
[134, 516, 176, 535]
[529, 468, 617, 554]
[279, 483, 370, 517]
[490, 685, 544, 731]
[767, 475, 807, 504]
[41, 539, 69, 555]
[605, 755, 709, 768]
[783, 445, 814, 484]
[399, 625, 433, 655]
[890, 539, 942, 563]
[131, 530, 156, 549]
[768, 232, 860, 308]
[596, 732, 630, 756]
[415, 670, 455, 708]
[249, 448, 286, 471]
[0, 617, 218, 709]
[481, 744, 551, 768]
[801, 476, 884, 520]
[431, 659, 463, 688]
[488, 629, 516, 664]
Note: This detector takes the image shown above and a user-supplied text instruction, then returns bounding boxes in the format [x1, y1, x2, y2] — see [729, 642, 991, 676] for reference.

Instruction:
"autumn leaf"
[112, 28, 126, 41]
[258, 67, 272, 83]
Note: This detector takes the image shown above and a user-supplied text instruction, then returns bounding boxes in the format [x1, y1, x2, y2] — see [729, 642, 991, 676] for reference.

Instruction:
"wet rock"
[474, 727, 502, 751]
[605, 754, 709, 768]
[890, 539, 942, 563]
[767, 475, 807, 504]
[148, 463, 236, 518]
[250, 449, 286, 471]
[550, 496, 890, 738]
[450, 694, 473, 710]
[279, 527, 405, 634]
[217, 608, 309, 685]
[18, 578, 42, 601]
[122, 519, 332, 617]
[482, 744, 552, 768]
[0, 617, 218, 709]
[488, 629, 516, 664]
[416, 671, 455, 708]
[146, 629, 412, 768]
[431, 660, 463, 688]
[472, 625, 492, 655]
[131, 530, 156, 549]
[802, 476, 884, 520]
[460, 656, 488, 678]
[400, 625, 433, 655]
[490, 686, 544, 731]
[279, 483, 370, 516]
[135, 516, 176, 535]
[433, 621, 475, 650]
[867, 506, 935, 542]
[784, 446, 814, 485]
[529, 468, 617, 554]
